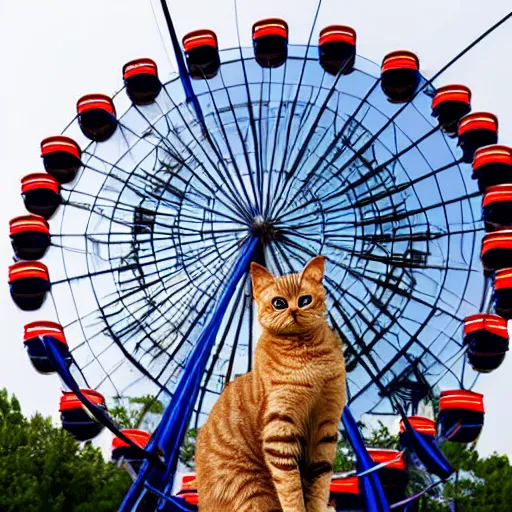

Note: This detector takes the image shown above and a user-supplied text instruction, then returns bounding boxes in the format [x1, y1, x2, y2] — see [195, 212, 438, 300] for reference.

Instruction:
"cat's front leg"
[304, 419, 339, 512]
[262, 410, 307, 512]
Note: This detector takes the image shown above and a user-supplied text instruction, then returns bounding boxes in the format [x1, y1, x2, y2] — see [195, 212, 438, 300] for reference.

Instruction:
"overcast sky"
[1, 0, 511, 459]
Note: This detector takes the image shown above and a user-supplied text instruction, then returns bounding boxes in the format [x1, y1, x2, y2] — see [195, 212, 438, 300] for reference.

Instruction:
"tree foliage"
[0, 388, 131, 512]
[109, 394, 164, 430]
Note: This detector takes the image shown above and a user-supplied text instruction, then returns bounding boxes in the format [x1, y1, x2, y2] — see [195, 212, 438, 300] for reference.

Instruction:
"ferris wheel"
[8, 1, 512, 510]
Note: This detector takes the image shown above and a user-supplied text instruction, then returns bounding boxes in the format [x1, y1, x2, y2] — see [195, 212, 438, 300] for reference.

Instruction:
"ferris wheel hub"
[250, 215, 280, 244]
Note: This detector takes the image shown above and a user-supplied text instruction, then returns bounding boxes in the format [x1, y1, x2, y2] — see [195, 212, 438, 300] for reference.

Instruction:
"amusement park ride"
[8, 1, 512, 510]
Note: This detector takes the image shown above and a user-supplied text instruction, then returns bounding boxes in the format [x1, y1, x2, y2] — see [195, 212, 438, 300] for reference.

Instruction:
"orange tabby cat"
[195, 256, 346, 512]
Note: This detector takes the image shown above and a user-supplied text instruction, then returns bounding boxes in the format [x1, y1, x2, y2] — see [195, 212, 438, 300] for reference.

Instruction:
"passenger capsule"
[399, 416, 436, 448]
[23, 320, 71, 374]
[123, 58, 162, 105]
[176, 473, 199, 506]
[438, 390, 484, 443]
[318, 26, 356, 76]
[77, 94, 118, 142]
[458, 113, 498, 164]
[482, 184, 512, 231]
[367, 449, 408, 507]
[40, 136, 82, 184]
[9, 215, 50, 260]
[252, 18, 288, 68]
[381, 51, 420, 103]
[9, 261, 50, 311]
[472, 145, 512, 193]
[112, 429, 150, 472]
[481, 230, 512, 273]
[431, 84, 471, 136]
[464, 314, 509, 372]
[494, 268, 512, 320]
[329, 476, 364, 511]
[60, 389, 106, 441]
[182, 30, 220, 79]
[21, 173, 61, 220]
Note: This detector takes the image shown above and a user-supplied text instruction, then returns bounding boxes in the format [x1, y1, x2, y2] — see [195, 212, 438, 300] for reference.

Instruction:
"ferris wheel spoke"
[159, 86, 255, 220]
[194, 274, 249, 427]
[200, 75, 261, 212]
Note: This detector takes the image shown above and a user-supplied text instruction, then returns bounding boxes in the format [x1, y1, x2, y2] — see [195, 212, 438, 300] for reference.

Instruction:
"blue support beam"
[119, 236, 259, 511]
[342, 406, 390, 512]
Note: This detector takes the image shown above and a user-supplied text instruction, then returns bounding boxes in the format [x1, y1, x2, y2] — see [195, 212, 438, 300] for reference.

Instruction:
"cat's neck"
[260, 323, 330, 347]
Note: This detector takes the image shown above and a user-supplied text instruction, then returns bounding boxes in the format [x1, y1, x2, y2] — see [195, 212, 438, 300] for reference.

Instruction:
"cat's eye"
[272, 297, 288, 310]
[298, 295, 313, 308]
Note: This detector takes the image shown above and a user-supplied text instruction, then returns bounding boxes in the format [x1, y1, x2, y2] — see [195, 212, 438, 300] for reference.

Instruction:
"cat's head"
[250, 256, 326, 335]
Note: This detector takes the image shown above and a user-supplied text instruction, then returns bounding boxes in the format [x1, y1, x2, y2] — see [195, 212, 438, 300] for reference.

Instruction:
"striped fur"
[196, 257, 346, 512]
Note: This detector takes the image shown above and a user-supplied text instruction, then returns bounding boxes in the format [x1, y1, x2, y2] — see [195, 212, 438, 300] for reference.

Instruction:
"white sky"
[1, 0, 512, 459]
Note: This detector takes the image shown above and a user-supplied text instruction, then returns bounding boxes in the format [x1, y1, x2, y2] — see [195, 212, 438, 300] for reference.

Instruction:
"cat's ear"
[301, 256, 326, 284]
[250, 262, 275, 297]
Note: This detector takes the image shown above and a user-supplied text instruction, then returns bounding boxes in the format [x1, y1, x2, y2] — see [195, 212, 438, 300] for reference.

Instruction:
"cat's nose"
[290, 307, 298, 318]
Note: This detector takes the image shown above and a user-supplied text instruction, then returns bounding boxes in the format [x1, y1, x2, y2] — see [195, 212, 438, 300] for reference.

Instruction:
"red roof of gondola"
[464, 314, 509, 338]
[483, 184, 512, 208]
[495, 268, 512, 290]
[381, 50, 419, 72]
[473, 145, 512, 171]
[367, 448, 406, 471]
[330, 476, 360, 494]
[439, 390, 484, 413]
[123, 58, 158, 80]
[23, 320, 67, 345]
[482, 230, 512, 254]
[432, 84, 471, 110]
[77, 94, 116, 116]
[59, 389, 105, 411]
[112, 429, 151, 451]
[319, 26, 356, 46]
[458, 113, 498, 137]
[40, 136, 81, 160]
[8, 261, 49, 282]
[182, 30, 218, 52]
[21, 173, 60, 195]
[252, 18, 288, 40]
[399, 416, 436, 436]
[9, 215, 49, 236]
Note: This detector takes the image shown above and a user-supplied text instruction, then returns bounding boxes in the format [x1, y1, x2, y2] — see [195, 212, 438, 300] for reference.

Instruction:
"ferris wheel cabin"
[60, 389, 106, 441]
[21, 173, 61, 220]
[481, 230, 512, 273]
[9, 215, 50, 261]
[493, 268, 512, 320]
[438, 390, 485, 443]
[23, 321, 71, 375]
[380, 50, 420, 103]
[176, 474, 199, 506]
[431, 84, 472, 136]
[329, 477, 364, 511]
[76, 94, 118, 142]
[123, 58, 162, 105]
[458, 112, 499, 164]
[367, 449, 408, 508]
[399, 416, 436, 448]
[482, 184, 512, 231]
[112, 429, 151, 471]
[40, 136, 82, 184]
[182, 30, 220, 79]
[472, 144, 512, 192]
[8, 261, 50, 311]
[252, 18, 289, 68]
[318, 26, 356, 75]
[463, 314, 509, 373]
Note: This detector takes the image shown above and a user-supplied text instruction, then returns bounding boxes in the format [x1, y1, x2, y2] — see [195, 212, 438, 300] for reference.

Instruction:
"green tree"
[109, 394, 164, 429]
[0, 388, 131, 512]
